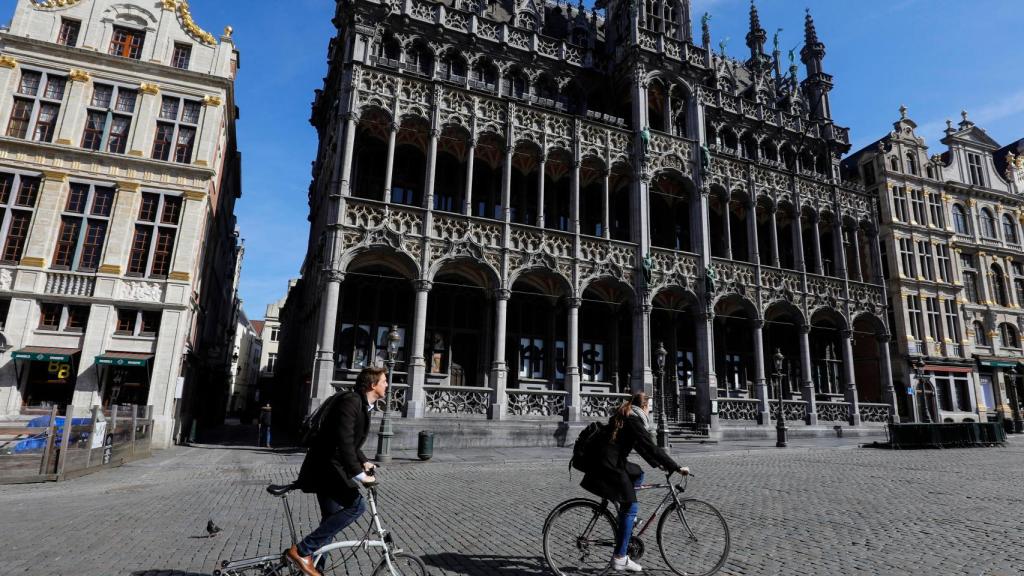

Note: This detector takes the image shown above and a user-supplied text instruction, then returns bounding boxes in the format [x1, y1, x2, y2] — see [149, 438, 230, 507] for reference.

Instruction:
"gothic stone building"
[277, 0, 896, 441]
[845, 110, 1024, 427]
[0, 0, 243, 447]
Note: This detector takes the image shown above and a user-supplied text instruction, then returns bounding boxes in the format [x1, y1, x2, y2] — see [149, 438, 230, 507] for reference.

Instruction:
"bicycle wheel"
[543, 499, 617, 576]
[370, 551, 428, 576]
[657, 498, 730, 576]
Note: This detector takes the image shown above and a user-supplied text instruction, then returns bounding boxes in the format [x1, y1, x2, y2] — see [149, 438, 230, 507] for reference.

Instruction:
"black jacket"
[580, 414, 680, 504]
[296, 392, 371, 500]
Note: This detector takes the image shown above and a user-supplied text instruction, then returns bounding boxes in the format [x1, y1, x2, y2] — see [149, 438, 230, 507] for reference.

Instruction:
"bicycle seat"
[266, 483, 297, 496]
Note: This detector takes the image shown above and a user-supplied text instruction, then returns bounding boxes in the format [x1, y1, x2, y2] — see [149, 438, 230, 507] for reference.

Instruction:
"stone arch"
[102, 3, 159, 28]
[427, 257, 500, 290]
[341, 246, 420, 280]
[507, 266, 574, 297]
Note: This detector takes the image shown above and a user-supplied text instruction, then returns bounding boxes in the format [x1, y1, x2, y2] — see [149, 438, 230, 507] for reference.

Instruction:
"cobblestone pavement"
[1, 437, 1023, 576]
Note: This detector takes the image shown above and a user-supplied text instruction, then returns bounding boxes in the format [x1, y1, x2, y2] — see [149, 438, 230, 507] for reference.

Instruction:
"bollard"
[833, 425, 843, 438]
[417, 431, 434, 461]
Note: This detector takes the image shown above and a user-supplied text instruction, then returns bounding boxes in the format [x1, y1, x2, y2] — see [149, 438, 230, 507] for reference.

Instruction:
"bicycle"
[542, 471, 730, 576]
[214, 472, 427, 576]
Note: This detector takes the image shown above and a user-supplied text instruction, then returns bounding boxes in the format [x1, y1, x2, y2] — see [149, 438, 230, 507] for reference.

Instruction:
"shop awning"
[95, 352, 153, 368]
[975, 356, 1022, 368]
[923, 364, 974, 374]
[11, 346, 80, 362]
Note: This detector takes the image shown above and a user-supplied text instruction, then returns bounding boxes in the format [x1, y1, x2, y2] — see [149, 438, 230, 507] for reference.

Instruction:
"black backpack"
[569, 421, 607, 473]
[298, 392, 344, 448]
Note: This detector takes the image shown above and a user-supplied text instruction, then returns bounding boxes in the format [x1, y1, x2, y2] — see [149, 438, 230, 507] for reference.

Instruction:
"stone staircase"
[666, 420, 716, 445]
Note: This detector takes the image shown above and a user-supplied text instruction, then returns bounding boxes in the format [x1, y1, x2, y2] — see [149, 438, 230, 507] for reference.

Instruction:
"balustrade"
[44, 272, 95, 297]
[506, 390, 567, 418]
[816, 401, 851, 423]
[717, 399, 761, 422]
[581, 392, 630, 419]
[782, 400, 808, 422]
[858, 403, 892, 424]
[424, 385, 491, 416]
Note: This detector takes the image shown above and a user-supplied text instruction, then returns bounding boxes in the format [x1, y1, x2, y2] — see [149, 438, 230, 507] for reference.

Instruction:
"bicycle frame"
[631, 476, 686, 539]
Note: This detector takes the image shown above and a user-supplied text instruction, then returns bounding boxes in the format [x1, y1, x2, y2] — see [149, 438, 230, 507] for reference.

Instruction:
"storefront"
[11, 346, 81, 408]
[96, 352, 154, 407]
[974, 357, 1022, 425]
[922, 363, 976, 422]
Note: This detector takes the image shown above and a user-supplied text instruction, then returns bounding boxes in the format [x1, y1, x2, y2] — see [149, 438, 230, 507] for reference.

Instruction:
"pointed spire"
[804, 8, 819, 47]
[746, 0, 767, 62]
[800, 8, 825, 65]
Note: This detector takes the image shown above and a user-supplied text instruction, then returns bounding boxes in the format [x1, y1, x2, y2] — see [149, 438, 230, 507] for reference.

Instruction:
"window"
[38, 302, 89, 332]
[171, 43, 192, 69]
[1003, 214, 1018, 244]
[974, 322, 989, 346]
[952, 204, 969, 234]
[0, 172, 41, 264]
[936, 244, 952, 283]
[1000, 323, 1019, 349]
[891, 187, 909, 222]
[910, 189, 926, 224]
[108, 26, 145, 60]
[57, 19, 81, 47]
[943, 300, 961, 343]
[917, 241, 934, 281]
[967, 153, 985, 186]
[889, 156, 900, 172]
[127, 192, 182, 278]
[52, 183, 114, 271]
[906, 153, 918, 176]
[898, 237, 915, 277]
[81, 83, 138, 154]
[925, 297, 941, 341]
[927, 193, 944, 228]
[151, 96, 201, 164]
[907, 296, 924, 341]
[1015, 279, 1024, 308]
[0, 298, 9, 330]
[979, 208, 997, 238]
[992, 265, 1009, 307]
[6, 70, 66, 142]
[270, 327, 280, 342]
[115, 308, 161, 336]
[862, 162, 876, 186]
[266, 353, 277, 374]
[964, 271, 979, 303]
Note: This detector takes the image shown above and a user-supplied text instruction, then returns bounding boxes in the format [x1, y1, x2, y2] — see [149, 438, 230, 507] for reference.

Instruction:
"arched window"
[906, 153, 918, 175]
[440, 50, 466, 82]
[470, 59, 497, 91]
[405, 42, 434, 77]
[1000, 323, 1020, 348]
[992, 264, 1009, 307]
[504, 67, 527, 99]
[373, 34, 401, 65]
[952, 204, 969, 234]
[1003, 214, 1019, 244]
[889, 156, 900, 172]
[980, 208, 997, 238]
[974, 322, 988, 346]
[534, 74, 558, 105]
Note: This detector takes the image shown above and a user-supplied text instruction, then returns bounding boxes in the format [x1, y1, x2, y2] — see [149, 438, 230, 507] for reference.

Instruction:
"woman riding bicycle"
[580, 392, 689, 573]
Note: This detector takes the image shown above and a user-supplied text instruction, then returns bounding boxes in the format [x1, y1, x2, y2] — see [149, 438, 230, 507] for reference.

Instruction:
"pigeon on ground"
[206, 519, 222, 537]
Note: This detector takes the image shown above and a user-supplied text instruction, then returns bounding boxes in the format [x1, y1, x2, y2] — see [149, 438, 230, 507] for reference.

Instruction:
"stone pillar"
[194, 95, 224, 167]
[633, 301, 654, 394]
[98, 182, 140, 273]
[850, 229, 864, 282]
[841, 329, 861, 425]
[752, 319, 770, 425]
[977, 253, 992, 305]
[602, 169, 611, 240]
[312, 272, 344, 401]
[72, 303, 116, 410]
[793, 209, 806, 273]
[566, 298, 582, 421]
[338, 113, 358, 197]
[501, 146, 513, 223]
[169, 192, 207, 277]
[422, 128, 440, 210]
[490, 288, 511, 419]
[721, 196, 732, 259]
[834, 218, 848, 280]
[463, 137, 476, 215]
[406, 280, 432, 418]
[20, 171, 67, 267]
[811, 215, 824, 274]
[878, 334, 898, 422]
[55, 69, 91, 146]
[769, 206, 780, 267]
[746, 198, 759, 264]
[382, 121, 399, 202]
[799, 323, 818, 424]
[571, 159, 581, 235]
[128, 83, 161, 156]
[536, 154, 547, 227]
[695, 310, 718, 429]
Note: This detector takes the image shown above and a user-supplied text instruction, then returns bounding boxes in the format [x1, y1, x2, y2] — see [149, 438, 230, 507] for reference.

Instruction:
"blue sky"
[13, 1, 1020, 320]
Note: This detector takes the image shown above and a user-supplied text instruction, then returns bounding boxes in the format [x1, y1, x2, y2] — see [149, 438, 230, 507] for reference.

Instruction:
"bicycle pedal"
[383, 532, 394, 544]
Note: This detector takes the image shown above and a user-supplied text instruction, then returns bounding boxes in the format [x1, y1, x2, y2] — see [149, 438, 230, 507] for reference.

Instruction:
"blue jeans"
[297, 491, 366, 557]
[615, 472, 644, 557]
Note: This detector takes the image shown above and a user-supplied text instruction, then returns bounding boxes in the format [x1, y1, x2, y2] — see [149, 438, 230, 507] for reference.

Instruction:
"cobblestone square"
[1, 439, 1022, 576]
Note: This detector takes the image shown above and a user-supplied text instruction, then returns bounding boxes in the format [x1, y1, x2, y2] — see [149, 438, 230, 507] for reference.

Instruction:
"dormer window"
[109, 26, 145, 60]
[172, 43, 192, 70]
[57, 19, 81, 47]
[967, 153, 985, 186]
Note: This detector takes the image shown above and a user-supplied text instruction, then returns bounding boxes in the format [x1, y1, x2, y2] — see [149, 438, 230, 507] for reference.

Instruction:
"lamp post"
[374, 325, 401, 463]
[655, 342, 668, 448]
[773, 348, 787, 448]
[911, 357, 931, 424]
[1009, 366, 1023, 434]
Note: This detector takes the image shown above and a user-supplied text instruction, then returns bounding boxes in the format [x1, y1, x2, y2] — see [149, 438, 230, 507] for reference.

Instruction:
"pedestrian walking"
[580, 392, 689, 572]
[285, 367, 385, 576]
[258, 404, 272, 447]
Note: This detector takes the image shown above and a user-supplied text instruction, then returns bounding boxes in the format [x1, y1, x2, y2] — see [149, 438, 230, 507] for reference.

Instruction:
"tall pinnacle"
[800, 8, 825, 66]
[746, 0, 767, 60]
[804, 8, 819, 46]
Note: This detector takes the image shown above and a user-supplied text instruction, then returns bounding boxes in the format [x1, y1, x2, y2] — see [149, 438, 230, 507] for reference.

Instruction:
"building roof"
[251, 320, 265, 337]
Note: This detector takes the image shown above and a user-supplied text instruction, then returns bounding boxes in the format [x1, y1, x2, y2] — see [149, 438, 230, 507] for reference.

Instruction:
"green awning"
[95, 352, 153, 368]
[11, 346, 80, 362]
[976, 356, 1021, 368]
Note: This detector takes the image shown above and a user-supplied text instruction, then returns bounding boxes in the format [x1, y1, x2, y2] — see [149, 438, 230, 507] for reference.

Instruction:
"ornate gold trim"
[20, 257, 45, 268]
[194, 160, 208, 167]
[174, 1, 217, 45]
[183, 191, 206, 201]
[127, 150, 144, 157]
[161, 0, 176, 10]
[68, 69, 91, 83]
[42, 170, 69, 181]
[0, 55, 16, 69]
[56, 138, 73, 145]
[169, 271, 191, 281]
[98, 264, 122, 274]
[30, 0, 83, 9]
[203, 95, 223, 107]
[117, 182, 141, 192]
[139, 83, 160, 95]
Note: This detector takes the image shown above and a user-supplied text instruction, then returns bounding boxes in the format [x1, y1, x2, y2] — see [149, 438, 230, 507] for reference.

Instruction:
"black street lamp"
[655, 341, 668, 448]
[374, 325, 401, 463]
[773, 349, 788, 448]
[911, 357, 932, 424]
[1009, 366, 1024, 434]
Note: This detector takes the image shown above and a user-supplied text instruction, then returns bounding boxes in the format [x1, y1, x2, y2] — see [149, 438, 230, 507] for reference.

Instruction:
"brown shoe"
[285, 544, 321, 576]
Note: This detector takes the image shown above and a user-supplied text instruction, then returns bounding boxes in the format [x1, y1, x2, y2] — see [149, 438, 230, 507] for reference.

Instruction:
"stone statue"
[640, 126, 651, 155]
[642, 252, 654, 286]
[704, 266, 717, 296]
[700, 144, 711, 177]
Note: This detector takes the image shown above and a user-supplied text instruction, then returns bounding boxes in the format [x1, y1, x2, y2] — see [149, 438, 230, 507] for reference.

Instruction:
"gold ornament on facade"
[139, 83, 160, 95]
[68, 69, 91, 83]
[0, 55, 16, 69]
[174, 1, 217, 46]
[202, 95, 222, 107]
[30, 0, 83, 9]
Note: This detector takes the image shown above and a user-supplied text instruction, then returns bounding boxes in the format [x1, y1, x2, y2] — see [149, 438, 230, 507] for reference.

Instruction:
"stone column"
[977, 253, 992, 304]
[194, 95, 224, 167]
[338, 113, 359, 197]
[633, 301, 654, 394]
[799, 323, 818, 424]
[746, 198, 759, 264]
[501, 146, 513, 223]
[602, 169, 611, 240]
[833, 219, 848, 280]
[406, 280, 432, 418]
[769, 206, 780, 267]
[312, 272, 344, 401]
[128, 83, 161, 156]
[841, 329, 861, 425]
[721, 196, 732, 259]
[463, 137, 476, 215]
[382, 122, 399, 202]
[490, 288, 511, 419]
[793, 209, 806, 273]
[55, 69, 91, 146]
[536, 154, 547, 227]
[571, 159, 581, 235]
[850, 229, 864, 282]
[811, 215, 824, 274]
[422, 127, 440, 210]
[566, 297, 582, 421]
[752, 319, 770, 425]
[695, 310, 718, 429]
[20, 171, 68, 268]
[169, 192, 207, 277]
[878, 334, 898, 423]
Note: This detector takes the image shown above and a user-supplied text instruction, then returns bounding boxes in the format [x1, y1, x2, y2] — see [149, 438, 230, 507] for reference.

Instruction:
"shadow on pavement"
[421, 552, 548, 575]
[130, 571, 209, 576]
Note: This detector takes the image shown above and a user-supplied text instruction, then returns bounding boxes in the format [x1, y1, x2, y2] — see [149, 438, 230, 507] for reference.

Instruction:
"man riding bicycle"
[286, 366, 387, 576]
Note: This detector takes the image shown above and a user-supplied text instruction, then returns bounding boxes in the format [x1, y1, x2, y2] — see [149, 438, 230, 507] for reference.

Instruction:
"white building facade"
[0, 0, 243, 447]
